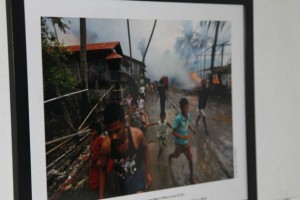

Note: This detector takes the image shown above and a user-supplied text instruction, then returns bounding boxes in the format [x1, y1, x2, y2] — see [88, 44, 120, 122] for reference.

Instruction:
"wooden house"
[65, 42, 138, 100]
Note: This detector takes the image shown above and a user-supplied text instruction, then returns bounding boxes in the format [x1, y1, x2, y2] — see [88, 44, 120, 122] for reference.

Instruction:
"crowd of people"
[87, 79, 211, 199]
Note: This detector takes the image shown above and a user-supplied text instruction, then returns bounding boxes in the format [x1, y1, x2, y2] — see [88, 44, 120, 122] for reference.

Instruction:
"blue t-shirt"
[173, 113, 190, 145]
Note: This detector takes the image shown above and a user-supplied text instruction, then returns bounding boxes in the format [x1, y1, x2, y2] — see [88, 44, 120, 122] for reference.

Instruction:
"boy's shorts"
[158, 136, 167, 149]
[172, 143, 192, 160]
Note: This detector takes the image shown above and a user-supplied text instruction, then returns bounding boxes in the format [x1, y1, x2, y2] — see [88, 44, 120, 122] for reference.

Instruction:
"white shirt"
[137, 99, 144, 109]
[139, 86, 145, 94]
[157, 120, 169, 137]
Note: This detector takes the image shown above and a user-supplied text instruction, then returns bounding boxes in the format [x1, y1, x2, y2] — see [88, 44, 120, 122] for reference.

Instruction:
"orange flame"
[189, 72, 202, 83]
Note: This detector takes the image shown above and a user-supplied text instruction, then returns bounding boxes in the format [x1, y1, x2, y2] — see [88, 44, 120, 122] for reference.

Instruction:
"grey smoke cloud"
[137, 38, 146, 58]
[46, 18, 231, 90]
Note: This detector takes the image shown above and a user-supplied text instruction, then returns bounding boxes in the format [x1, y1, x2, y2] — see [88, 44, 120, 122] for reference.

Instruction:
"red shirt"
[89, 135, 113, 190]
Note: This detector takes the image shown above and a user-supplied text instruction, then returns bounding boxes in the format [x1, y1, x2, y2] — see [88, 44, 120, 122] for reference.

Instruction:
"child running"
[169, 97, 196, 184]
[146, 111, 172, 165]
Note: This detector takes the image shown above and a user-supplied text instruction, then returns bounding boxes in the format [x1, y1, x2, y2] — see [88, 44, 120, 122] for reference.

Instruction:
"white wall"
[254, 0, 300, 199]
[1, 0, 300, 200]
[0, 0, 14, 199]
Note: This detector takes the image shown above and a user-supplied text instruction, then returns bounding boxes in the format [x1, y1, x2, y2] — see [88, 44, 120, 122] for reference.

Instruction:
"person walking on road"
[137, 95, 145, 112]
[156, 79, 167, 114]
[97, 102, 152, 199]
[139, 85, 146, 99]
[125, 93, 133, 107]
[196, 79, 210, 135]
[169, 98, 196, 184]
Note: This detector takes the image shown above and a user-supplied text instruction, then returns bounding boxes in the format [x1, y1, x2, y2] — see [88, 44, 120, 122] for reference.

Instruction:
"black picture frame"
[6, 0, 32, 200]
[6, 0, 256, 199]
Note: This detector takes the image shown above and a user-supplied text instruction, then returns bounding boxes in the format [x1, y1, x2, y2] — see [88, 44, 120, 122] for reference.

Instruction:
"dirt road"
[58, 89, 233, 199]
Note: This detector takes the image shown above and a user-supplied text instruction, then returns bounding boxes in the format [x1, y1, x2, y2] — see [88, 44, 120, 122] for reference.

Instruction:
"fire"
[189, 72, 202, 83]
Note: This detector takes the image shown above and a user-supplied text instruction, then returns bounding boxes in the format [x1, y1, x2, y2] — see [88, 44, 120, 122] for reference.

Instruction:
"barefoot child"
[146, 111, 172, 164]
[169, 98, 196, 184]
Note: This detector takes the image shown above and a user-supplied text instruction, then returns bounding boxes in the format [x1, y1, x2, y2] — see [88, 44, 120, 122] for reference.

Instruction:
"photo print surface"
[42, 17, 233, 200]
[24, 1, 247, 200]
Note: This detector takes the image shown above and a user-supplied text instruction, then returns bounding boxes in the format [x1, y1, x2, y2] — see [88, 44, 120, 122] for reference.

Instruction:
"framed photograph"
[7, 0, 256, 199]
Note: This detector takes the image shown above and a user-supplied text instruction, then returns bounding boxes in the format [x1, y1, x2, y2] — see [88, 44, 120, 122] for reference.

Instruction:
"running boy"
[146, 111, 172, 164]
[169, 97, 196, 184]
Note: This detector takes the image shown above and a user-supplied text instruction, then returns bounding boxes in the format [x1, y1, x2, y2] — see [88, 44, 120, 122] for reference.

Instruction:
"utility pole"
[142, 19, 157, 63]
[127, 19, 133, 75]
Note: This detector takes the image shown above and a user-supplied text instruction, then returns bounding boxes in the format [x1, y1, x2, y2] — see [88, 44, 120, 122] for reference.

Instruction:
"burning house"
[196, 62, 231, 95]
[211, 63, 231, 96]
[65, 42, 139, 100]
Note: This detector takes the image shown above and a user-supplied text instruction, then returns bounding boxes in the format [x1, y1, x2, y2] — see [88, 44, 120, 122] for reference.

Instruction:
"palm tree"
[174, 21, 195, 67]
[210, 21, 226, 70]
[201, 21, 226, 84]
[200, 21, 226, 70]
[79, 18, 91, 123]
[175, 21, 212, 67]
[80, 18, 88, 90]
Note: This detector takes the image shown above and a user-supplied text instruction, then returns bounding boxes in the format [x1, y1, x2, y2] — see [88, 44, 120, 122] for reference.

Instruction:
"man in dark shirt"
[156, 81, 166, 113]
[196, 79, 210, 135]
[97, 102, 152, 199]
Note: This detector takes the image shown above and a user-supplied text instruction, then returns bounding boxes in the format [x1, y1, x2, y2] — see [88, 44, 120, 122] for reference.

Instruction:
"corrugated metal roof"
[105, 52, 123, 60]
[65, 42, 120, 52]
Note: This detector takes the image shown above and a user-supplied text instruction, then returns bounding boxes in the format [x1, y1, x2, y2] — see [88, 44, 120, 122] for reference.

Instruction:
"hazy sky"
[47, 17, 231, 88]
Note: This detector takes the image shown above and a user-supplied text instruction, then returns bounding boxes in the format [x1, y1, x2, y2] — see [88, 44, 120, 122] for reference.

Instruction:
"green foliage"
[41, 17, 77, 99]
